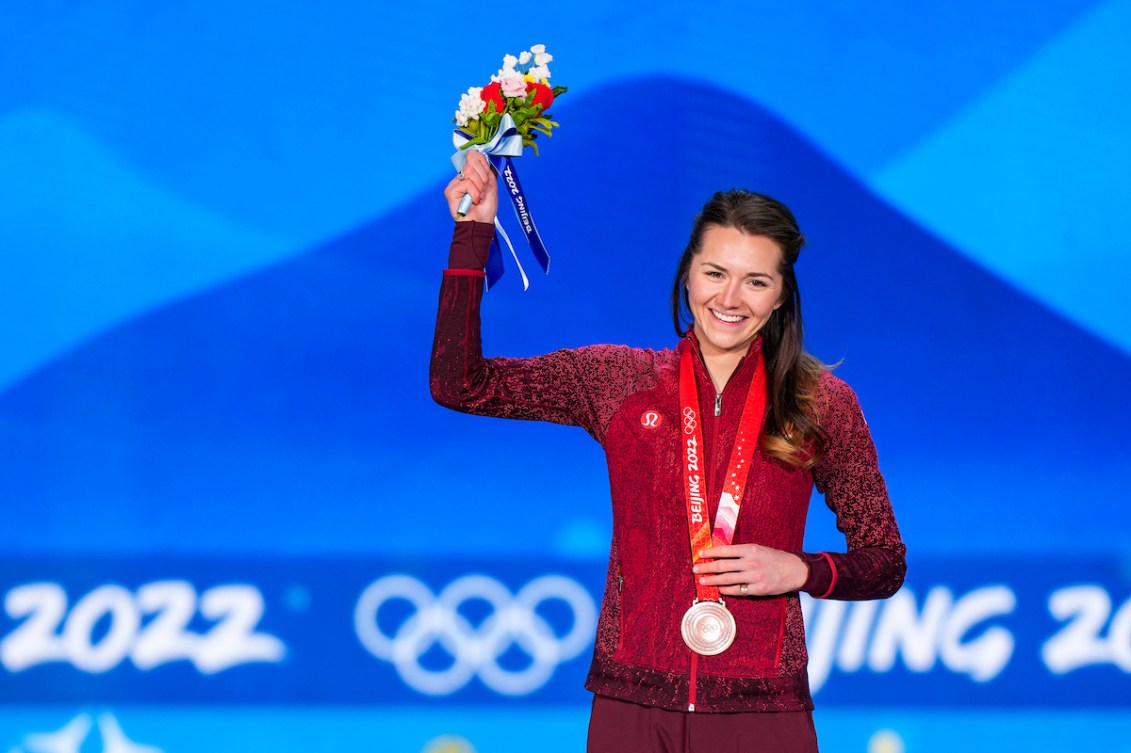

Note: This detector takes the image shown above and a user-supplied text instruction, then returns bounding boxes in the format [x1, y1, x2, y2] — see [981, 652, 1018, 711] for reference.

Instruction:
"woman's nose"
[717, 281, 741, 308]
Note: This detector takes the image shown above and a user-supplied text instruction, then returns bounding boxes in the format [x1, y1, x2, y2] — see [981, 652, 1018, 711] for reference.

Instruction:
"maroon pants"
[586, 696, 819, 753]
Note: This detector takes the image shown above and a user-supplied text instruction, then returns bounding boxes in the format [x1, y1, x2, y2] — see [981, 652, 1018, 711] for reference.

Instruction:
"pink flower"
[499, 73, 527, 98]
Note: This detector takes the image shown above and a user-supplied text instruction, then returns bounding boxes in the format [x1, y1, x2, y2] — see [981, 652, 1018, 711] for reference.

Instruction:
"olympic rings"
[682, 406, 698, 435]
[354, 574, 597, 696]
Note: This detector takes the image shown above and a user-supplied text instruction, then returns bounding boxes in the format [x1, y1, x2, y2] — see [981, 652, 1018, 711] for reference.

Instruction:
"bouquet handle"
[456, 192, 474, 219]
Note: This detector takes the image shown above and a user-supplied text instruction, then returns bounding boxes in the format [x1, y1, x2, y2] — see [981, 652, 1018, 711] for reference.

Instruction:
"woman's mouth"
[711, 309, 746, 324]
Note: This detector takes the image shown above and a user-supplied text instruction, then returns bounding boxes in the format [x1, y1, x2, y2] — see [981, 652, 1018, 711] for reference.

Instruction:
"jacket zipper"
[714, 393, 722, 416]
[688, 652, 699, 711]
[617, 575, 625, 651]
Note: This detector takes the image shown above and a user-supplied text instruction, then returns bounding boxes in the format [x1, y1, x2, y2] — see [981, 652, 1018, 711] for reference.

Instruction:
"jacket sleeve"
[429, 222, 643, 443]
[802, 373, 907, 600]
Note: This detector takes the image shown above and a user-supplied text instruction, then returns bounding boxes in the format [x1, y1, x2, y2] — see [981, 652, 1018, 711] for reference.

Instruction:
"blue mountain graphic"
[1, 78, 1127, 557]
[0, 108, 292, 391]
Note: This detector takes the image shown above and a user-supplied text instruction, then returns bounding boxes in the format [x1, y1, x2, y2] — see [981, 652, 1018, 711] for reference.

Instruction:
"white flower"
[457, 86, 485, 124]
[499, 72, 526, 98]
[533, 52, 553, 66]
[518, 50, 532, 65]
[530, 44, 546, 55]
[528, 64, 551, 81]
[502, 54, 518, 72]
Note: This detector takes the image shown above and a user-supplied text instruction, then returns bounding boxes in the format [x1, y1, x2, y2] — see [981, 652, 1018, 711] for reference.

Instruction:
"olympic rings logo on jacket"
[682, 406, 698, 434]
[354, 574, 597, 696]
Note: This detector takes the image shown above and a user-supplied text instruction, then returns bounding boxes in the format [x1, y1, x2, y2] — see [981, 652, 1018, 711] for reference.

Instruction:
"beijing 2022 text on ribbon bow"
[451, 44, 567, 290]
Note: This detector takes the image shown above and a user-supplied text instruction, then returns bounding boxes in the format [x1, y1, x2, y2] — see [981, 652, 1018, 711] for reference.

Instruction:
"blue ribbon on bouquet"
[451, 113, 552, 290]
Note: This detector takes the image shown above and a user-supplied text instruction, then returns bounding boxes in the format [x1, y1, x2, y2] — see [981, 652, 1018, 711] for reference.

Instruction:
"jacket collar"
[679, 330, 764, 394]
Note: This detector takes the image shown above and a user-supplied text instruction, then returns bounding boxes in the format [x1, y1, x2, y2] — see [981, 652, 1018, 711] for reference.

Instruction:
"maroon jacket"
[431, 222, 906, 713]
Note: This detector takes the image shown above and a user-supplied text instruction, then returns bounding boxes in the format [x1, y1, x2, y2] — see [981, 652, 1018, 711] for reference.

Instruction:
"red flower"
[480, 81, 506, 114]
[526, 82, 554, 112]
[478, 80, 553, 116]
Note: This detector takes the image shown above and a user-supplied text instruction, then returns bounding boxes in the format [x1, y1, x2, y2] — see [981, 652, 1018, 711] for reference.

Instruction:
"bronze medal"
[680, 600, 736, 656]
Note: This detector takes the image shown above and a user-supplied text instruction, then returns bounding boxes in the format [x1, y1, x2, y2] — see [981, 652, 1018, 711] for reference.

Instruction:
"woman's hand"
[693, 544, 809, 598]
[444, 149, 498, 223]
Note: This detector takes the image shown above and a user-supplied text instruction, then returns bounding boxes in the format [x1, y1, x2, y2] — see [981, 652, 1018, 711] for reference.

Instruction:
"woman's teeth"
[712, 310, 744, 323]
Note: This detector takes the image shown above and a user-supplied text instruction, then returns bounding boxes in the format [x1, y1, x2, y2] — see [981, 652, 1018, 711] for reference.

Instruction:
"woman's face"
[687, 225, 785, 360]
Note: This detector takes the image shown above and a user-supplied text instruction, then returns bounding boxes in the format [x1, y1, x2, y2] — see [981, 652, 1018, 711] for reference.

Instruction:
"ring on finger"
[739, 583, 749, 596]
[458, 170, 465, 181]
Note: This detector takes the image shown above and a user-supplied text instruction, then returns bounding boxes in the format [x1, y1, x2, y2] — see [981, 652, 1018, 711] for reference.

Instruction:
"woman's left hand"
[693, 544, 809, 597]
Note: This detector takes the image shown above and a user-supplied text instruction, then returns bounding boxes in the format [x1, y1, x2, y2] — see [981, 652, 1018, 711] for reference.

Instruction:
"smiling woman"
[430, 152, 906, 753]
[685, 227, 785, 387]
[671, 190, 828, 470]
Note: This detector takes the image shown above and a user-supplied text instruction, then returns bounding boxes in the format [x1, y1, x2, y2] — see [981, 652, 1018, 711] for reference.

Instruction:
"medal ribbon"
[679, 341, 767, 603]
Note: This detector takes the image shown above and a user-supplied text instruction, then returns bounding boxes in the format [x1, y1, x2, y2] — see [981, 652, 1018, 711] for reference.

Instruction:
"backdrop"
[2, 3, 1129, 752]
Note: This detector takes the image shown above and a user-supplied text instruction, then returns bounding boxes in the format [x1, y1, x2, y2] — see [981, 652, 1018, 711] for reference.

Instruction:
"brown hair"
[671, 190, 827, 467]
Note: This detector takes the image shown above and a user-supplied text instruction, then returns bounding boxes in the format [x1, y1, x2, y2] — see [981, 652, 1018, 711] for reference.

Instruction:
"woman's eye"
[748, 279, 768, 288]
[705, 270, 723, 279]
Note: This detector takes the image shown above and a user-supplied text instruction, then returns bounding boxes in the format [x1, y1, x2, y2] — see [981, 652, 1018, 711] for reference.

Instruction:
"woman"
[432, 150, 906, 752]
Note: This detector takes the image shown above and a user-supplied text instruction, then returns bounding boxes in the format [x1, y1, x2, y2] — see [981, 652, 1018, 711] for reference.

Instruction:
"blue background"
[2, 2, 1129, 751]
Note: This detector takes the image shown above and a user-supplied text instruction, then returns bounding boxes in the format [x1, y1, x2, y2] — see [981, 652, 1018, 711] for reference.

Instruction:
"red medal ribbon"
[679, 340, 767, 603]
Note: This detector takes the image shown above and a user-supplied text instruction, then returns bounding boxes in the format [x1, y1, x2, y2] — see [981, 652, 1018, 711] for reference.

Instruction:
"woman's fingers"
[693, 544, 808, 596]
[446, 150, 498, 222]
[464, 150, 492, 182]
[459, 152, 490, 195]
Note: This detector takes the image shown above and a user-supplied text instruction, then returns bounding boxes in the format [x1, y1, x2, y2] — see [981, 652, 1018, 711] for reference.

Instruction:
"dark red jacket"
[431, 222, 906, 712]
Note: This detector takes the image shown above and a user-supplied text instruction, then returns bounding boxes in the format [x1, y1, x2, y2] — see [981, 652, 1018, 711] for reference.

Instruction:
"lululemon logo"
[640, 410, 663, 429]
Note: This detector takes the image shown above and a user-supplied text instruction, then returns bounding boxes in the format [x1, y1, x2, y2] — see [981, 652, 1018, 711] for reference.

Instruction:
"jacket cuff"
[799, 552, 837, 599]
[448, 221, 495, 270]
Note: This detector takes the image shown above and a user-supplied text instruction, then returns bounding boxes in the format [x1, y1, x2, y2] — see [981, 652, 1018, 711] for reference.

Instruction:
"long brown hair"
[671, 190, 827, 467]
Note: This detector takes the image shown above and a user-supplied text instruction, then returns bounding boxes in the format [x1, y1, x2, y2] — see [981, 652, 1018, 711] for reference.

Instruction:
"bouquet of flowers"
[453, 44, 567, 155]
[450, 45, 567, 290]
